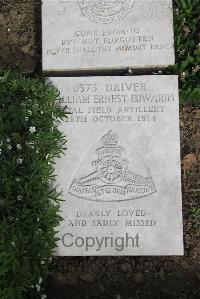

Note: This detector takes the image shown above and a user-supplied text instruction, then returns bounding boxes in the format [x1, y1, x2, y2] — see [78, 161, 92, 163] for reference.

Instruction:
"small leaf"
[181, 153, 199, 171]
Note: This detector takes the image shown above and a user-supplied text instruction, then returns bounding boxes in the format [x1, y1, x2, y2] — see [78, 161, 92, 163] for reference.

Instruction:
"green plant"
[0, 71, 68, 299]
[171, 0, 200, 105]
[191, 207, 200, 220]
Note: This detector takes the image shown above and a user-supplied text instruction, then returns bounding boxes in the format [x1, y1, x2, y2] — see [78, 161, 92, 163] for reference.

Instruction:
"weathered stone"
[50, 75, 183, 256]
[43, 0, 175, 73]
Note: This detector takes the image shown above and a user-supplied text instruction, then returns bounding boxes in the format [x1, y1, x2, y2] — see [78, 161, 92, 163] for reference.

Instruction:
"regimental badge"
[69, 130, 156, 202]
[78, 0, 135, 24]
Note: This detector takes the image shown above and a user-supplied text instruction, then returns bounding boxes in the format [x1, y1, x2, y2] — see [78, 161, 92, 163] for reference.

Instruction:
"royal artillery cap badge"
[69, 130, 156, 202]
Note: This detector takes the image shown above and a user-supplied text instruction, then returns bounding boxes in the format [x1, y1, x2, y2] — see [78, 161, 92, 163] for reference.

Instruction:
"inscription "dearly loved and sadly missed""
[50, 76, 183, 256]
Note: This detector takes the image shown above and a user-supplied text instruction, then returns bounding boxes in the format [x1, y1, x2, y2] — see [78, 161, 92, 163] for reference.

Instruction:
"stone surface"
[50, 75, 183, 256]
[43, 0, 175, 73]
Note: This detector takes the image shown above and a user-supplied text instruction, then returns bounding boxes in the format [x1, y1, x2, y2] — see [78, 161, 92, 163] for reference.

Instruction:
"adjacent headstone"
[43, 0, 175, 73]
[50, 75, 183, 256]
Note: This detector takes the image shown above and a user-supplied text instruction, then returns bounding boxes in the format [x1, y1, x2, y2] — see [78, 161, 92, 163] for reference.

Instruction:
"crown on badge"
[96, 130, 125, 160]
[102, 130, 119, 147]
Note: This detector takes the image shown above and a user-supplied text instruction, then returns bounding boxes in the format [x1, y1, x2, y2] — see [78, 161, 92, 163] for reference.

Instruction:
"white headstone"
[43, 0, 175, 72]
[50, 75, 183, 256]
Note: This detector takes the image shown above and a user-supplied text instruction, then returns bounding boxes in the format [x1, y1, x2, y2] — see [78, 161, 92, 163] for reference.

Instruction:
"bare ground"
[0, 0, 40, 73]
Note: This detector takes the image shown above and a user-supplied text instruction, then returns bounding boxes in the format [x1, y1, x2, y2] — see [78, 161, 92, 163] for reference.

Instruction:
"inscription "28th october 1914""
[59, 82, 175, 123]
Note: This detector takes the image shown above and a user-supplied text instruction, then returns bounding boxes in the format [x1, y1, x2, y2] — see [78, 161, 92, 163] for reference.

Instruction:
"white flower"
[0, 149, 2, 155]
[38, 277, 43, 285]
[6, 138, 10, 142]
[37, 218, 40, 222]
[29, 126, 36, 133]
[40, 111, 44, 114]
[128, 68, 133, 74]
[17, 158, 23, 164]
[17, 195, 23, 201]
[31, 285, 34, 288]
[41, 260, 45, 265]
[27, 141, 35, 149]
[0, 140, 3, 146]
[192, 66, 200, 73]
[180, 72, 186, 81]
[11, 241, 16, 247]
[36, 284, 40, 292]
[7, 145, 12, 150]
[25, 117, 29, 121]
[41, 295, 47, 299]
[17, 144, 22, 150]
[28, 110, 32, 115]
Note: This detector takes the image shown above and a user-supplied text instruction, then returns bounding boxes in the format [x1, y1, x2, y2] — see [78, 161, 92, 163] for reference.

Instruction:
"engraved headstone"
[50, 75, 183, 256]
[43, 0, 175, 73]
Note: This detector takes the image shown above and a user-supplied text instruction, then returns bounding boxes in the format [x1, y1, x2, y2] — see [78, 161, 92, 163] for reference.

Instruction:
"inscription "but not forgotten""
[42, 0, 175, 71]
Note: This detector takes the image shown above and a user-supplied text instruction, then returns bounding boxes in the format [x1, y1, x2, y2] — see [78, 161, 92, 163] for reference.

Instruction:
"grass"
[172, 0, 200, 105]
[0, 71, 69, 299]
[191, 207, 200, 220]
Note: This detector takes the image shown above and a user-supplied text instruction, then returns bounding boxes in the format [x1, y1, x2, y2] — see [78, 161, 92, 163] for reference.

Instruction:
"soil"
[0, 0, 40, 73]
[0, 1, 200, 299]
